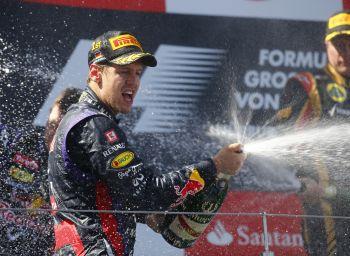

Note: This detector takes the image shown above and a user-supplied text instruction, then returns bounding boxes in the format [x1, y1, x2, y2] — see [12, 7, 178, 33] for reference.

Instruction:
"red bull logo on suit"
[171, 169, 205, 207]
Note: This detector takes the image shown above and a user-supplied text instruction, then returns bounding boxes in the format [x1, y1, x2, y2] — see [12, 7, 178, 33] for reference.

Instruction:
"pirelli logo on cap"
[109, 34, 143, 51]
[328, 13, 350, 29]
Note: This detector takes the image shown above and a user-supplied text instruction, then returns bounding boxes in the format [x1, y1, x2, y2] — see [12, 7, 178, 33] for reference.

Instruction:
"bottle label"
[187, 214, 212, 224]
[162, 228, 194, 248]
[169, 214, 209, 240]
[162, 180, 229, 248]
[201, 200, 221, 213]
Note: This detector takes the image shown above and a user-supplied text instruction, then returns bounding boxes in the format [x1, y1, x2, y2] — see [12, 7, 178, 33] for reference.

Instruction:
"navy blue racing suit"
[48, 88, 217, 255]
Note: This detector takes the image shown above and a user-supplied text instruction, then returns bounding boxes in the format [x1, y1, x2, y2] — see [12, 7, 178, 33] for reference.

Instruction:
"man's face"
[326, 35, 350, 77]
[45, 103, 62, 149]
[99, 62, 143, 114]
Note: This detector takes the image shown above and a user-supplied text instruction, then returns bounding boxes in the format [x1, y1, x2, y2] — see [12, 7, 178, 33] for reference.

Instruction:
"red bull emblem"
[171, 169, 205, 207]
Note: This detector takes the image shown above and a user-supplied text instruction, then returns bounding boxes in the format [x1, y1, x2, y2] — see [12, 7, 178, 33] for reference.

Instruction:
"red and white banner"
[186, 191, 307, 256]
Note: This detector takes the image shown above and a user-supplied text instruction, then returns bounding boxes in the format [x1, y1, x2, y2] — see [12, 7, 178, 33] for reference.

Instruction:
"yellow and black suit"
[276, 64, 350, 256]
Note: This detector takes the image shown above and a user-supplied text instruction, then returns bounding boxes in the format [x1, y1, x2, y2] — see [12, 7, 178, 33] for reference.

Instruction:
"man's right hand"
[213, 143, 246, 176]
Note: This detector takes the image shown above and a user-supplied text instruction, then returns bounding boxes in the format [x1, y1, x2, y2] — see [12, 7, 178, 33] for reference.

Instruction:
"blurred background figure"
[45, 88, 83, 151]
[0, 87, 81, 255]
[275, 10, 350, 256]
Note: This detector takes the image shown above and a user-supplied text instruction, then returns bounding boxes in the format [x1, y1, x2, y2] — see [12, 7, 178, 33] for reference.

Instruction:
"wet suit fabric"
[48, 88, 217, 256]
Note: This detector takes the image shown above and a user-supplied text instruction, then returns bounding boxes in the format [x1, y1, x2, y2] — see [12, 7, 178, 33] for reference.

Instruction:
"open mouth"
[122, 90, 134, 103]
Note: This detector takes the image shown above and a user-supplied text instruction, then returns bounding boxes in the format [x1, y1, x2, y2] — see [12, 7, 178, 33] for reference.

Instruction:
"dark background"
[0, 0, 325, 191]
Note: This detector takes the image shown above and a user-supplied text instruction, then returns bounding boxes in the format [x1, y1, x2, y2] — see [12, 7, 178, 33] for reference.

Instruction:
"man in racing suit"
[275, 10, 350, 256]
[48, 30, 246, 256]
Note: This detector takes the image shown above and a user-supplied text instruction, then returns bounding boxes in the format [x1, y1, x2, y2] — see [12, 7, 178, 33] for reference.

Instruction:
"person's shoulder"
[72, 114, 123, 138]
[68, 115, 125, 151]
[88, 115, 124, 138]
[61, 102, 106, 135]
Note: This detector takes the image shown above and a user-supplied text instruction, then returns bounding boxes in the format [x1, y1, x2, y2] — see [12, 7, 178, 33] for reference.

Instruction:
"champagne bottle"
[161, 176, 229, 248]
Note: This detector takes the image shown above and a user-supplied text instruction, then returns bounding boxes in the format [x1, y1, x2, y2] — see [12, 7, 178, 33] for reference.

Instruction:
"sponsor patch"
[111, 151, 134, 169]
[132, 173, 145, 187]
[104, 129, 119, 144]
[171, 169, 205, 207]
[113, 52, 149, 65]
[327, 83, 347, 103]
[335, 107, 350, 116]
[0, 200, 46, 232]
[12, 152, 39, 172]
[102, 143, 126, 157]
[109, 34, 142, 51]
[91, 51, 106, 64]
[5, 178, 31, 192]
[117, 163, 143, 179]
[91, 40, 102, 51]
[9, 166, 34, 183]
[132, 173, 146, 196]
[94, 52, 103, 60]
[29, 196, 44, 210]
[10, 191, 31, 208]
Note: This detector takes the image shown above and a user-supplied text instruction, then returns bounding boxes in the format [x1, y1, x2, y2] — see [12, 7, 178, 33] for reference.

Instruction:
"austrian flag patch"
[104, 129, 119, 144]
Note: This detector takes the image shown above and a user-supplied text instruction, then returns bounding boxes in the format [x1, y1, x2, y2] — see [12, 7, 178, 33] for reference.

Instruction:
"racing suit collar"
[80, 87, 121, 124]
[325, 63, 350, 88]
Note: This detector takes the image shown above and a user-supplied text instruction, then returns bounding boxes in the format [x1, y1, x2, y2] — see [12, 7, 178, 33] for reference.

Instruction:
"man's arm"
[275, 72, 331, 203]
[67, 116, 242, 212]
[275, 73, 312, 126]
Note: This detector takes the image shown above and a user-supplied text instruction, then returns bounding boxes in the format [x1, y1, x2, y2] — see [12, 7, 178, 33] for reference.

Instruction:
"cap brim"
[325, 30, 350, 41]
[110, 52, 157, 67]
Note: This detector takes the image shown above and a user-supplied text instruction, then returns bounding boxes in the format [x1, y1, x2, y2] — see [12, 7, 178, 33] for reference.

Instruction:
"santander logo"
[207, 221, 234, 246]
[207, 222, 304, 248]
